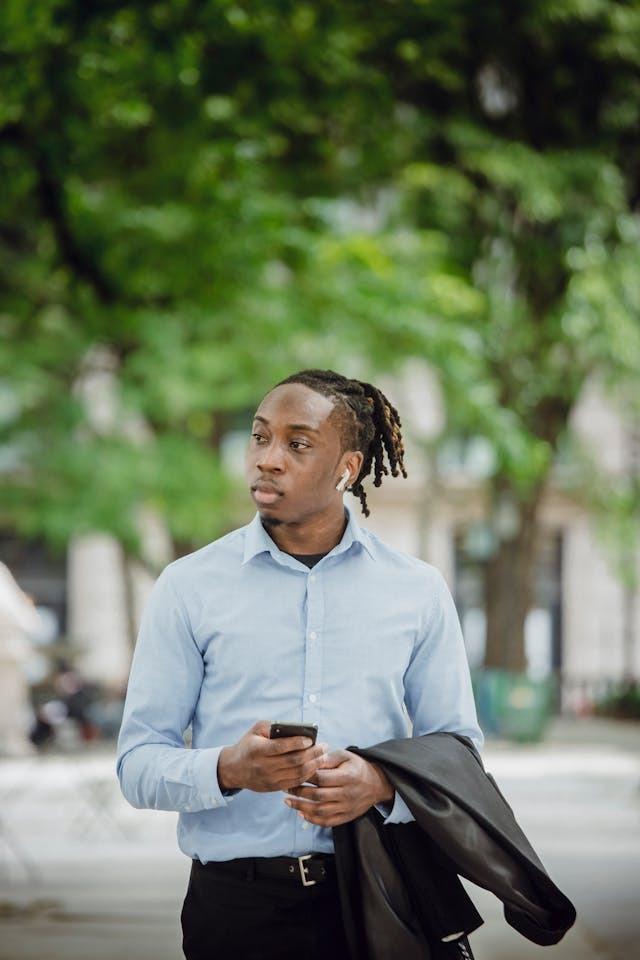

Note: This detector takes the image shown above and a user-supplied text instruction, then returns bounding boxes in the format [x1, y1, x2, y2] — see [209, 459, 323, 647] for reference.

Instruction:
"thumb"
[318, 748, 352, 768]
[251, 719, 273, 738]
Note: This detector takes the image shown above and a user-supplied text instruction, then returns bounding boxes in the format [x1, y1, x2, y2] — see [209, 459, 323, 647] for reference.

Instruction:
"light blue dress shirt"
[116, 501, 483, 863]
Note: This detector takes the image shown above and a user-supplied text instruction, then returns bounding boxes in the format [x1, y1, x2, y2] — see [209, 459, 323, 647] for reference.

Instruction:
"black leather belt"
[194, 853, 335, 887]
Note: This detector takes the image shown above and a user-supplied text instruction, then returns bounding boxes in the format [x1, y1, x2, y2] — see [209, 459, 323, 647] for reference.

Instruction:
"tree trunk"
[483, 476, 546, 672]
[622, 580, 637, 683]
[622, 417, 640, 682]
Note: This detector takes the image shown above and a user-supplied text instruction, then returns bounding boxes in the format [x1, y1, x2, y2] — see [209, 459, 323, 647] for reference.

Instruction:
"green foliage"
[558, 419, 640, 592]
[594, 681, 640, 720]
[1, 1, 639, 570]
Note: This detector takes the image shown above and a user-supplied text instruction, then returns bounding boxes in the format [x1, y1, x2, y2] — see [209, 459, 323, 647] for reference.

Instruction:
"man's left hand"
[283, 749, 394, 827]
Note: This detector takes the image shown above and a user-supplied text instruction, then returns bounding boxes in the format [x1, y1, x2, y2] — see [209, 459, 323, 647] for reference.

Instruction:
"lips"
[251, 483, 283, 505]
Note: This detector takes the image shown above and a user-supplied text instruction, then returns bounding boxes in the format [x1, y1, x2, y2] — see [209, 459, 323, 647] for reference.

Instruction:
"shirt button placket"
[303, 573, 323, 717]
[297, 569, 324, 851]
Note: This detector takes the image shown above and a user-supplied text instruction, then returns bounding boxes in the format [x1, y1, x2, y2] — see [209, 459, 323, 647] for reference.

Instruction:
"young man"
[116, 368, 483, 960]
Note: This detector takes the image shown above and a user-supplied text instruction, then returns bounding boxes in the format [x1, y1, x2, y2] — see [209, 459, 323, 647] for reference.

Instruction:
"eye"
[290, 441, 309, 451]
[251, 433, 266, 443]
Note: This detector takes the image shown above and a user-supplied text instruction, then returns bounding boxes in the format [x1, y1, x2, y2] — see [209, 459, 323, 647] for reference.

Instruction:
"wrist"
[218, 745, 241, 792]
[368, 761, 394, 805]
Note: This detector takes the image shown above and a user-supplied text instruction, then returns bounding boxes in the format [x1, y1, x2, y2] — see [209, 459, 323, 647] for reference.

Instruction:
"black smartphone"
[269, 721, 318, 744]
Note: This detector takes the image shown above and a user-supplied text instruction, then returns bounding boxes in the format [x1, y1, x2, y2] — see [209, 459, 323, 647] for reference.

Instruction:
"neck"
[261, 504, 348, 555]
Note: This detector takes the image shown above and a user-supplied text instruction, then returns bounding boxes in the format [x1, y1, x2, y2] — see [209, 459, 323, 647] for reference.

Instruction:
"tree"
[0, 1, 484, 565]
[0, 1, 368, 563]
[2, 2, 639, 674]
[326, 0, 640, 672]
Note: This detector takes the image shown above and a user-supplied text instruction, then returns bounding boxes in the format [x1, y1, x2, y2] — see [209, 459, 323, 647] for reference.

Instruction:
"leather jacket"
[331, 732, 576, 960]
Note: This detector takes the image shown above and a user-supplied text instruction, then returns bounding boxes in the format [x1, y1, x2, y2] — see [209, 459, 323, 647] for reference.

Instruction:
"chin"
[259, 513, 284, 527]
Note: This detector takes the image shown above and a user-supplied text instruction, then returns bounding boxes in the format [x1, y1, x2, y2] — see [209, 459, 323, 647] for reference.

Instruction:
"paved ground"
[0, 716, 638, 960]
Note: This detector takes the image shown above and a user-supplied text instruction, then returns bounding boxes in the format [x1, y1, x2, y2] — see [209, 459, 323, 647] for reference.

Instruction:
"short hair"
[273, 368, 407, 517]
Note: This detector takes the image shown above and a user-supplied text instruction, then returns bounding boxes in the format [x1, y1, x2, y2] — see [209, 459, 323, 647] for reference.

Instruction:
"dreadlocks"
[273, 368, 407, 518]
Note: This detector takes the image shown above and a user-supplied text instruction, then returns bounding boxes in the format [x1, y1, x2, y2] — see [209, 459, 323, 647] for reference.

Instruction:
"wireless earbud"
[335, 469, 351, 492]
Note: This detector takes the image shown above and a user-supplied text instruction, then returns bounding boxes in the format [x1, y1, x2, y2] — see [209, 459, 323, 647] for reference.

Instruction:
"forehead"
[254, 383, 337, 433]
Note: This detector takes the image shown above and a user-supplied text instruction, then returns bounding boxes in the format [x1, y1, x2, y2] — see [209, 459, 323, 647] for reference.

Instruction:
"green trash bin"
[499, 673, 556, 742]
[473, 669, 556, 743]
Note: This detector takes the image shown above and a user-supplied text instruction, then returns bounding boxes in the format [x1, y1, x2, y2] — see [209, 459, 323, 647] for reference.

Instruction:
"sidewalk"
[0, 716, 638, 960]
[473, 715, 640, 960]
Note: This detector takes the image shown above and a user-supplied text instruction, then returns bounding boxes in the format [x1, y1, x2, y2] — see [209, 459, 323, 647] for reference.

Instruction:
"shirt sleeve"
[115, 565, 238, 813]
[377, 566, 484, 826]
[373, 791, 415, 824]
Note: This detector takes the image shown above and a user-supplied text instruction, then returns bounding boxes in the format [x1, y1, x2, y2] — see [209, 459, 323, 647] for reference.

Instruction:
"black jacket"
[332, 732, 576, 960]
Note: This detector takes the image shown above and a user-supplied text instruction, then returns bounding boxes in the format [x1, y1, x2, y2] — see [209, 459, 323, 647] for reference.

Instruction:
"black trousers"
[181, 857, 353, 960]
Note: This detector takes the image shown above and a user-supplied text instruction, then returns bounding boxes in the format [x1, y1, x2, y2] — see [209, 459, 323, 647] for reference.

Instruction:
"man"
[116, 368, 483, 960]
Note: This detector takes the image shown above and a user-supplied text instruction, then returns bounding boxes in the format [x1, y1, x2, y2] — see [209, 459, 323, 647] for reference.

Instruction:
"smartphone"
[269, 721, 318, 745]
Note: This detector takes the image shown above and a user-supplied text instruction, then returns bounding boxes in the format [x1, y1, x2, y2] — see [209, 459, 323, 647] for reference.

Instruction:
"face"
[245, 383, 363, 525]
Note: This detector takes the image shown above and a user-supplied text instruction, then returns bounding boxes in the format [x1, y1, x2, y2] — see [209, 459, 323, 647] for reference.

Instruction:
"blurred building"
[1, 360, 638, 715]
[0, 562, 41, 755]
[369, 363, 640, 714]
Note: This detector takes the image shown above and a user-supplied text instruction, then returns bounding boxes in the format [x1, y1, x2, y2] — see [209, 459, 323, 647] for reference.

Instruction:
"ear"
[342, 450, 363, 486]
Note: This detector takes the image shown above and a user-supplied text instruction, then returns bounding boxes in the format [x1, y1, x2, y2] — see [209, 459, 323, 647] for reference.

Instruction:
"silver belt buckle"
[297, 854, 317, 887]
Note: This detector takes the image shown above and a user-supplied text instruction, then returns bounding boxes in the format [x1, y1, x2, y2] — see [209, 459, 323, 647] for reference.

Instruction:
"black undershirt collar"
[285, 551, 327, 569]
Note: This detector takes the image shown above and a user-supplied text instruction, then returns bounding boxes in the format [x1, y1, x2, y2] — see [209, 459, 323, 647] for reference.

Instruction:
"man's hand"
[283, 749, 395, 827]
[218, 720, 328, 793]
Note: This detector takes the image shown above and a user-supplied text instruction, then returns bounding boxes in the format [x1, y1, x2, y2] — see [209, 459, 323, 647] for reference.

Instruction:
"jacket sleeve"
[115, 565, 240, 813]
[382, 734, 577, 946]
[376, 568, 484, 827]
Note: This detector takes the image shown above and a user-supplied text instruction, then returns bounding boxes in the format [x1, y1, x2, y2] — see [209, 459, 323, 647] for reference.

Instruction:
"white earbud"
[335, 469, 351, 492]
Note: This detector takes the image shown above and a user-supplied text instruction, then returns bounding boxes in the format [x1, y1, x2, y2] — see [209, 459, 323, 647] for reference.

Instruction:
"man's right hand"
[218, 720, 328, 793]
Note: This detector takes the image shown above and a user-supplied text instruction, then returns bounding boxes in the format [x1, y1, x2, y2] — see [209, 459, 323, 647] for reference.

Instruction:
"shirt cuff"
[191, 746, 241, 809]
[373, 789, 415, 825]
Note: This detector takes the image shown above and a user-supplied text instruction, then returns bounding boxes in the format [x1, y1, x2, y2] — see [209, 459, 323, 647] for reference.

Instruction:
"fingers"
[273, 743, 328, 787]
[279, 749, 357, 825]
[284, 794, 349, 827]
[273, 743, 327, 769]
[305, 764, 351, 788]
[284, 785, 335, 803]
[246, 727, 350, 795]
[252, 720, 317, 754]
[313, 748, 352, 768]
[265, 734, 318, 755]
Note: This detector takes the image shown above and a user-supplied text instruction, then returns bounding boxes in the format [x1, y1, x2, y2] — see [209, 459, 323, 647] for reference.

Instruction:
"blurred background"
[1, 1, 639, 958]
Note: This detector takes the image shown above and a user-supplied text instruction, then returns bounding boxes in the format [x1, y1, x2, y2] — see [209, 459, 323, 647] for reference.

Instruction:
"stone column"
[0, 563, 40, 756]
[67, 534, 131, 689]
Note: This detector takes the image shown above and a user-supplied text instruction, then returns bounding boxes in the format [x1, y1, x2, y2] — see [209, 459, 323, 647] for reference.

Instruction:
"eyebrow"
[252, 415, 320, 434]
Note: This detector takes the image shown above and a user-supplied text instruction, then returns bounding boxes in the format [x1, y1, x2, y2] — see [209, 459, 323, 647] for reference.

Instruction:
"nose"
[255, 438, 285, 473]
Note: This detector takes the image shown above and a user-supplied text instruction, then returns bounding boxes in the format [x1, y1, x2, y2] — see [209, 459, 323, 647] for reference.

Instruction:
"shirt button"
[309, 631, 317, 641]
[302, 821, 309, 830]
[308, 693, 317, 703]
[309, 575, 316, 582]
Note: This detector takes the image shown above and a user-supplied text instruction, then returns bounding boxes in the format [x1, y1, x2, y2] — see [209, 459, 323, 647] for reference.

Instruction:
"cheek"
[304, 467, 333, 494]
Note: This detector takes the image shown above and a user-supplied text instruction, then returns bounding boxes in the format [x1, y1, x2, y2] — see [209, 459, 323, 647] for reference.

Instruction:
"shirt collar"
[241, 500, 376, 566]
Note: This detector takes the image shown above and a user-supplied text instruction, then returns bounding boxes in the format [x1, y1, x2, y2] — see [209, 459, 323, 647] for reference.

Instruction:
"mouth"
[251, 485, 283, 506]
